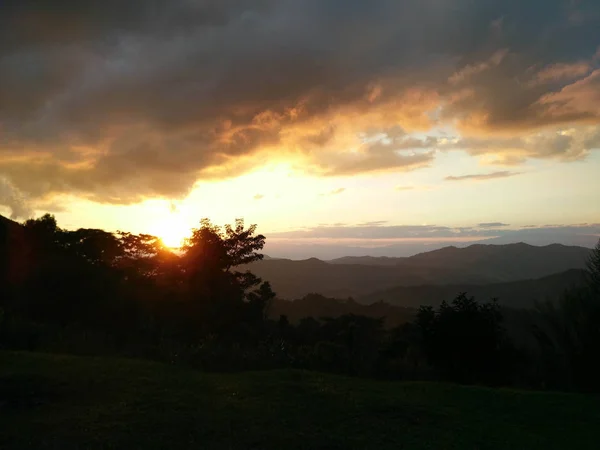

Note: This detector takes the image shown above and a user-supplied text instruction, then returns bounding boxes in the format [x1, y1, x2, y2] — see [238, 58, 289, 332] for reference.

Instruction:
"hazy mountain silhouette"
[246, 243, 590, 299]
[359, 269, 587, 309]
[476, 230, 600, 248]
[328, 256, 402, 266]
[241, 257, 431, 299]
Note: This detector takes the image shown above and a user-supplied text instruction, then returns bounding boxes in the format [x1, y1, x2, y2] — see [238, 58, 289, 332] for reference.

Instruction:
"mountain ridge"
[359, 268, 587, 309]
[247, 242, 591, 299]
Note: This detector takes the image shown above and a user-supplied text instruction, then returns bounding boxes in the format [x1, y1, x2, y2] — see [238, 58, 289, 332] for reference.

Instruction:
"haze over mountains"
[247, 243, 591, 306]
[263, 225, 600, 260]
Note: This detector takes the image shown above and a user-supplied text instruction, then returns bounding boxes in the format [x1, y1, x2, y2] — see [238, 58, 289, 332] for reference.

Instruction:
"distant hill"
[246, 243, 590, 300]
[241, 257, 433, 299]
[268, 269, 586, 326]
[270, 294, 416, 328]
[359, 269, 588, 309]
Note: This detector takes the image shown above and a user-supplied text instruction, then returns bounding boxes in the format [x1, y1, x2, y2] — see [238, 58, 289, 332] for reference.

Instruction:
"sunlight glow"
[150, 215, 192, 249]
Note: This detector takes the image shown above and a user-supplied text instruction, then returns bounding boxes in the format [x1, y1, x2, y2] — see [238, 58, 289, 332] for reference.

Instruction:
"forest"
[1, 214, 600, 393]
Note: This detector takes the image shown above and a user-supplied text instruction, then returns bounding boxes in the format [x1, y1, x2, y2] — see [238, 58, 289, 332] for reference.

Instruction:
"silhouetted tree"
[535, 239, 600, 391]
[417, 293, 516, 384]
[586, 239, 600, 291]
[173, 218, 270, 342]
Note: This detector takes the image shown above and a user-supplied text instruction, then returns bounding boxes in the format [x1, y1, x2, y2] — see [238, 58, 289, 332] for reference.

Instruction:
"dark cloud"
[445, 171, 521, 181]
[478, 222, 510, 228]
[0, 0, 599, 209]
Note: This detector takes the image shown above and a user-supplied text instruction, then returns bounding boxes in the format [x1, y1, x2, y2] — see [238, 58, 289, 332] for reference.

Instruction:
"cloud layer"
[267, 222, 600, 243]
[445, 171, 521, 181]
[1, 0, 600, 216]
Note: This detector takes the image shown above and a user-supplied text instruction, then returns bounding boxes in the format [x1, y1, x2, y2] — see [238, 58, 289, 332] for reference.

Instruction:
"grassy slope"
[1, 352, 599, 450]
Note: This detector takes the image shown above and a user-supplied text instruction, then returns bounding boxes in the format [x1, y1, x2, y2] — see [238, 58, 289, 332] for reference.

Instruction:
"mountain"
[328, 256, 403, 266]
[476, 230, 600, 248]
[268, 269, 586, 326]
[399, 243, 590, 282]
[246, 243, 590, 300]
[359, 269, 588, 309]
[241, 257, 431, 299]
[263, 241, 456, 259]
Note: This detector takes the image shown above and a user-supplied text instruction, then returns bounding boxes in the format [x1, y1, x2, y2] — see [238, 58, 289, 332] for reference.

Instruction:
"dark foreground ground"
[1, 351, 599, 449]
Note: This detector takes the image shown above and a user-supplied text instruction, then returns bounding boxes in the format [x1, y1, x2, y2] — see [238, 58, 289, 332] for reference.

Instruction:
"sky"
[1, 1, 600, 256]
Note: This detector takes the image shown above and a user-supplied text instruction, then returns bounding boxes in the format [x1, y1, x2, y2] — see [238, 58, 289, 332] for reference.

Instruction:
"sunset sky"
[1, 1, 599, 254]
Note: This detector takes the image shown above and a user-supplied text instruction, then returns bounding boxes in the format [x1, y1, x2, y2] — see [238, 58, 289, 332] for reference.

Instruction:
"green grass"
[1, 352, 598, 449]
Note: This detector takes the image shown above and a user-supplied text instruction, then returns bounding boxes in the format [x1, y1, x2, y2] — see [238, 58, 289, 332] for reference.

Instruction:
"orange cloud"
[533, 62, 591, 84]
[537, 70, 600, 121]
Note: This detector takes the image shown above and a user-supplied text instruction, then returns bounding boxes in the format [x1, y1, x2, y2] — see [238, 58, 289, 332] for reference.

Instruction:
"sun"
[150, 216, 192, 249]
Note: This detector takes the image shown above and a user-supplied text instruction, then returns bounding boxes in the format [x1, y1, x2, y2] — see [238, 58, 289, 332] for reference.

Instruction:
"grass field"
[1, 351, 599, 449]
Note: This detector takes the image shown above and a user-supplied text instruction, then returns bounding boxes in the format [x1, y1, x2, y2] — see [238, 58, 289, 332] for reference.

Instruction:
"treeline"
[269, 294, 415, 329]
[1, 214, 599, 392]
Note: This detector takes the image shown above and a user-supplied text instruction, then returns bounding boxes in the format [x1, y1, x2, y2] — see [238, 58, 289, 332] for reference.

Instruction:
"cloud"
[33, 201, 69, 214]
[0, 177, 33, 219]
[448, 49, 508, 85]
[395, 184, 435, 192]
[537, 70, 600, 122]
[253, 194, 265, 200]
[269, 224, 481, 240]
[445, 171, 521, 182]
[436, 126, 600, 163]
[321, 188, 346, 196]
[358, 221, 388, 227]
[395, 186, 415, 191]
[478, 222, 510, 228]
[0, 0, 599, 210]
[265, 223, 600, 258]
[533, 62, 591, 85]
[267, 222, 600, 245]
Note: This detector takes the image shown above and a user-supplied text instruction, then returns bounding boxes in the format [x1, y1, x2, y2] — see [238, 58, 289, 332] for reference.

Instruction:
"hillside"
[359, 269, 588, 309]
[247, 243, 590, 299]
[2, 351, 599, 450]
[328, 255, 405, 266]
[402, 243, 590, 281]
[241, 257, 433, 299]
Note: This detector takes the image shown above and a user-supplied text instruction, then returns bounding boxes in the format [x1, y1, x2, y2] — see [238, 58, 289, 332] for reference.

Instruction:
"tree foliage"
[534, 238, 600, 391]
[417, 293, 517, 384]
[586, 238, 600, 291]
